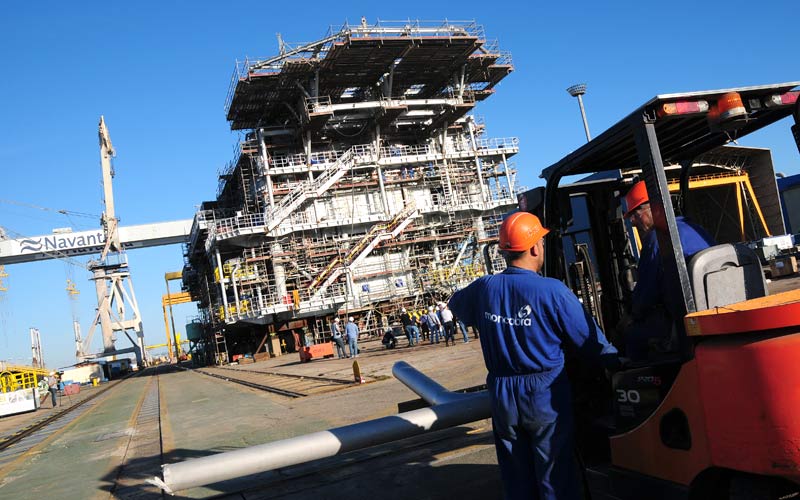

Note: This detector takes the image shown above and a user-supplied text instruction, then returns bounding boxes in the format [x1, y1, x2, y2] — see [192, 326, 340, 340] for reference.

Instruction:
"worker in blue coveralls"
[622, 181, 715, 360]
[345, 316, 359, 358]
[449, 212, 619, 500]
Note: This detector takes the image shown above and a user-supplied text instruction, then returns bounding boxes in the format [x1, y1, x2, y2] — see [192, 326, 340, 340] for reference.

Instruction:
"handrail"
[305, 95, 333, 115]
[266, 147, 359, 232]
[475, 137, 519, 150]
[309, 202, 417, 291]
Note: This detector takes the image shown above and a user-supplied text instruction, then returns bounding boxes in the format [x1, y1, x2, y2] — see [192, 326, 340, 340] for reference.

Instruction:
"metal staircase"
[265, 148, 358, 233]
[310, 202, 419, 296]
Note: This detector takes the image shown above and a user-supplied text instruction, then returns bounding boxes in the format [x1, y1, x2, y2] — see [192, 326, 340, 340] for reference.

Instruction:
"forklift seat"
[689, 243, 768, 311]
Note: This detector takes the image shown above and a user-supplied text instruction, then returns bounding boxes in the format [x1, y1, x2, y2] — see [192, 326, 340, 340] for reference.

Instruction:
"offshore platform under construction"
[183, 20, 519, 362]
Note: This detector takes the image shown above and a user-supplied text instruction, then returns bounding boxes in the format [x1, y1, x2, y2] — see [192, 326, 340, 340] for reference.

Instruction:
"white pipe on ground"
[148, 362, 490, 495]
[392, 360, 477, 405]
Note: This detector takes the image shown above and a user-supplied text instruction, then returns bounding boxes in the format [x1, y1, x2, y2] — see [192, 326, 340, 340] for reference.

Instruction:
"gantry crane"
[79, 117, 147, 367]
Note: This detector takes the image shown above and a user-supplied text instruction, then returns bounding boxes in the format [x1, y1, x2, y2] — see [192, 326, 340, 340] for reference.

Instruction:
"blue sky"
[1, 1, 797, 370]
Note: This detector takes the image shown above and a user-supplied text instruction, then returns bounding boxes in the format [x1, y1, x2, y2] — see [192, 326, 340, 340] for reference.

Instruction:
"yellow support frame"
[162, 270, 194, 360]
[666, 172, 771, 240]
[0, 364, 49, 393]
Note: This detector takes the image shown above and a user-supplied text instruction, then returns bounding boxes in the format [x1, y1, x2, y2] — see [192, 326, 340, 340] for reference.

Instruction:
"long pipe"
[392, 361, 476, 405]
[149, 363, 490, 494]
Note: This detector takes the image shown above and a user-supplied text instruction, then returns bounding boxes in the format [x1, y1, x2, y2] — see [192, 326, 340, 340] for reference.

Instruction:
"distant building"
[61, 361, 104, 385]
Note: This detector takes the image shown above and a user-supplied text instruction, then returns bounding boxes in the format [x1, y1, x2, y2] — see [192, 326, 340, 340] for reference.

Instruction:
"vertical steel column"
[467, 118, 487, 202]
[736, 183, 746, 241]
[257, 129, 275, 208]
[215, 248, 229, 321]
[375, 123, 389, 215]
[501, 152, 513, 199]
[743, 177, 772, 237]
[633, 116, 695, 316]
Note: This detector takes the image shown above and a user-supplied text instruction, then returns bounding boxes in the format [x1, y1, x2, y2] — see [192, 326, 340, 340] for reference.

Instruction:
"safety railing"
[224, 56, 275, 114]
[475, 137, 519, 150]
[305, 95, 333, 115]
[338, 19, 484, 40]
[209, 212, 266, 243]
[216, 279, 348, 323]
[0, 365, 47, 392]
[269, 152, 307, 170]
[380, 143, 435, 158]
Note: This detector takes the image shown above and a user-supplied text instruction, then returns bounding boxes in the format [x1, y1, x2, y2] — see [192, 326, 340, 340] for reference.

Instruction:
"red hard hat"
[623, 181, 649, 218]
[499, 212, 549, 251]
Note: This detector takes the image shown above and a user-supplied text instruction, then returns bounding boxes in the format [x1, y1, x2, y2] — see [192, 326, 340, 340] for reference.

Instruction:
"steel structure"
[182, 19, 520, 362]
[79, 117, 147, 367]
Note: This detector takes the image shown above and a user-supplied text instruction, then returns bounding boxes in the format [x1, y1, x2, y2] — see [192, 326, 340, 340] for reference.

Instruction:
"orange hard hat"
[623, 181, 649, 218]
[499, 212, 549, 251]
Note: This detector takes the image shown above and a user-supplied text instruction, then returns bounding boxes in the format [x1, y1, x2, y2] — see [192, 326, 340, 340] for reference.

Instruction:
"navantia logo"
[20, 238, 43, 252]
[485, 304, 533, 326]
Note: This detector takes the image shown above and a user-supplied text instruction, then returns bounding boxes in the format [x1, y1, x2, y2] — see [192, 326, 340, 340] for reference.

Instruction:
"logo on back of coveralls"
[485, 305, 532, 326]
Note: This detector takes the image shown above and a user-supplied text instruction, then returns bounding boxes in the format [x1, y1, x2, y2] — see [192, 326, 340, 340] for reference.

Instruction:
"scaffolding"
[184, 20, 519, 362]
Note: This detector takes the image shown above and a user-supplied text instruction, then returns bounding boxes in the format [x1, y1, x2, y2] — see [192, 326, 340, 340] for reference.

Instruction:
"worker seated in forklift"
[620, 181, 715, 361]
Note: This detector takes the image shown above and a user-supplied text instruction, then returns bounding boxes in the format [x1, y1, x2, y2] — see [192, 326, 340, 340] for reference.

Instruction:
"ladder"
[215, 331, 229, 365]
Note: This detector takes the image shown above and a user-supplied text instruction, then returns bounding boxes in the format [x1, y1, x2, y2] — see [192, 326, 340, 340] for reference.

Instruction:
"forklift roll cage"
[539, 82, 800, 354]
[527, 82, 800, 497]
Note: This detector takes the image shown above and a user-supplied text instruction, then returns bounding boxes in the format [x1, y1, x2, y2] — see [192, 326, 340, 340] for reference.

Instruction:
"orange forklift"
[520, 82, 800, 499]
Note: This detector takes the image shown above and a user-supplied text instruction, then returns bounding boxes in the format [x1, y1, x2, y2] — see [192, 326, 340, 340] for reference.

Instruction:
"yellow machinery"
[0, 363, 48, 393]
[162, 271, 194, 360]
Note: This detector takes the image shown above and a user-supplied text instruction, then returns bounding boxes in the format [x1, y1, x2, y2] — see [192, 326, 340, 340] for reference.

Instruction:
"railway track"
[193, 366, 354, 398]
[0, 378, 123, 457]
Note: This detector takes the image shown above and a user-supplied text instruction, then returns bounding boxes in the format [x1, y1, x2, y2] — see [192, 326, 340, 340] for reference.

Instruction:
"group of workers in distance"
[329, 316, 360, 359]
[392, 302, 470, 348]
[36, 371, 62, 408]
[329, 303, 471, 357]
[449, 180, 714, 500]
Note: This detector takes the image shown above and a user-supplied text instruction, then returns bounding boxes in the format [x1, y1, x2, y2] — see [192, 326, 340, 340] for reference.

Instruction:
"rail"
[305, 95, 333, 115]
[475, 137, 519, 150]
[215, 280, 349, 323]
[194, 369, 306, 398]
[0, 376, 127, 452]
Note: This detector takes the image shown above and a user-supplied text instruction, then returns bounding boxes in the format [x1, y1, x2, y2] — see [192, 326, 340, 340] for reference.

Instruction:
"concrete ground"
[0, 336, 502, 499]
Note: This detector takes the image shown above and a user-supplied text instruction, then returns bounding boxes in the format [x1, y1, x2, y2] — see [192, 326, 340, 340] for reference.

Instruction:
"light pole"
[567, 83, 591, 142]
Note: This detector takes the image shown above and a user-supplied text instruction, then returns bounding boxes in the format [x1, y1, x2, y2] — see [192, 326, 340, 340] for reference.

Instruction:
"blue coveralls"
[449, 267, 618, 500]
[426, 312, 442, 343]
[331, 322, 346, 359]
[628, 217, 715, 359]
[345, 321, 359, 357]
